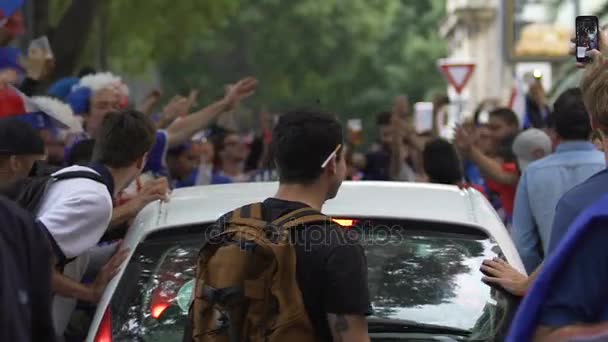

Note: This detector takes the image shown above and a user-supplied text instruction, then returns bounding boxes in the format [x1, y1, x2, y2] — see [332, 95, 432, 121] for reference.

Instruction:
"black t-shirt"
[0, 196, 56, 342]
[261, 198, 371, 341]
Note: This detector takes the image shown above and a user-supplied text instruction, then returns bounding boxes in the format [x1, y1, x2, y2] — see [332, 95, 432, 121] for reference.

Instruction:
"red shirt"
[485, 162, 519, 217]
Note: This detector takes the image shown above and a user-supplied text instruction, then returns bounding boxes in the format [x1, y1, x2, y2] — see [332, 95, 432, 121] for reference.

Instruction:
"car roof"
[130, 181, 523, 272]
[158, 181, 481, 227]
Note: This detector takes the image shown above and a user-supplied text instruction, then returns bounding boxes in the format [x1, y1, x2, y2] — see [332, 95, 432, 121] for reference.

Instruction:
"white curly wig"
[31, 96, 84, 132]
[75, 72, 130, 97]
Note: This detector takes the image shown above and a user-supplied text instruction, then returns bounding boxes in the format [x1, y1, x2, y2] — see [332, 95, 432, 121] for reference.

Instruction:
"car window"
[108, 220, 517, 341]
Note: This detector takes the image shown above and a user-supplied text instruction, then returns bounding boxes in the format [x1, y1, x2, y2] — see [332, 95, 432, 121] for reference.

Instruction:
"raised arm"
[166, 77, 257, 148]
[454, 125, 519, 185]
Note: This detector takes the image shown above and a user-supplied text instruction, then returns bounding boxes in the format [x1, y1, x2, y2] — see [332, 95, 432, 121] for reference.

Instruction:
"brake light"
[333, 219, 357, 227]
[150, 283, 175, 319]
[95, 306, 112, 342]
[151, 302, 170, 319]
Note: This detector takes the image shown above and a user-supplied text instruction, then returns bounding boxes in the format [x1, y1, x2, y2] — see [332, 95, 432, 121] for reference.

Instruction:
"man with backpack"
[186, 110, 370, 342]
[2, 108, 160, 338]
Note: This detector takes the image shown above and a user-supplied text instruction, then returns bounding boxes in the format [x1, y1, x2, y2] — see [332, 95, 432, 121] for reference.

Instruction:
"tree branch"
[48, 0, 100, 79]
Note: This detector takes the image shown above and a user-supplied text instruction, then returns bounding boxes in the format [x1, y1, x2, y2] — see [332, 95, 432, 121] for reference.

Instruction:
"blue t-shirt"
[464, 160, 485, 186]
[547, 169, 608, 255]
[143, 130, 169, 177]
[508, 194, 608, 341]
[538, 221, 608, 327]
[172, 168, 233, 188]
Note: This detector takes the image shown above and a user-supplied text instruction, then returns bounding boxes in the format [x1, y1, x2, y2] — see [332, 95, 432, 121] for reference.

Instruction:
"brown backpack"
[186, 202, 330, 342]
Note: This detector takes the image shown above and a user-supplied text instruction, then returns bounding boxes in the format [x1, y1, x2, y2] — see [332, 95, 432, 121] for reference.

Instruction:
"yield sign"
[438, 61, 476, 94]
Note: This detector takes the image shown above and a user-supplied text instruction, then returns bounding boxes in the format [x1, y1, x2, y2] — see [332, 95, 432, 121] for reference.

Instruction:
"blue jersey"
[508, 193, 608, 341]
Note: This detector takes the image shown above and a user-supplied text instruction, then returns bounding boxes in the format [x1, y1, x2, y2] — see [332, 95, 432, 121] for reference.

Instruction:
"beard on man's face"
[327, 179, 343, 200]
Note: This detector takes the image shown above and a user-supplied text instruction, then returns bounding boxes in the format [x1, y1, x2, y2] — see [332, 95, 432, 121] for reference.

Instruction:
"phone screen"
[576, 16, 599, 63]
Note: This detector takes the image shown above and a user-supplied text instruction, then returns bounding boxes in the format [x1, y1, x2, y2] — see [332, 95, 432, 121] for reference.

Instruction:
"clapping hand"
[453, 124, 475, 155]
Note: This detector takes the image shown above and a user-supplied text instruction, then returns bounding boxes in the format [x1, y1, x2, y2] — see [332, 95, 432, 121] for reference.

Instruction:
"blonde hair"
[581, 55, 608, 134]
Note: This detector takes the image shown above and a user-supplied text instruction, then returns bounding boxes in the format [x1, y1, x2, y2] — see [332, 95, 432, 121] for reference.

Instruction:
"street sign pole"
[438, 60, 476, 122]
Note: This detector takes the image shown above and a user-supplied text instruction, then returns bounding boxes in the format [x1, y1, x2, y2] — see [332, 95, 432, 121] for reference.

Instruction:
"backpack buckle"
[202, 285, 244, 305]
[239, 240, 257, 253]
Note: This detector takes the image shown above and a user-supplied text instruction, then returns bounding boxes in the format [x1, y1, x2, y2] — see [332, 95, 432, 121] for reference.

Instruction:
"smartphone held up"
[576, 16, 599, 63]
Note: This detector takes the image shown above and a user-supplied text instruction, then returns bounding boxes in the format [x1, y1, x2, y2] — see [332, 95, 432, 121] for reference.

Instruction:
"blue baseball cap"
[48, 77, 79, 100]
[0, 47, 25, 74]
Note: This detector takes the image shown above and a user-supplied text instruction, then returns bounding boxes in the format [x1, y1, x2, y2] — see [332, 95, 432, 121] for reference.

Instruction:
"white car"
[86, 181, 525, 342]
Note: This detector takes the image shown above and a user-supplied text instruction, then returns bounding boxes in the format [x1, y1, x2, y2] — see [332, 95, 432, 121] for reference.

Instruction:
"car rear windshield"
[109, 219, 514, 341]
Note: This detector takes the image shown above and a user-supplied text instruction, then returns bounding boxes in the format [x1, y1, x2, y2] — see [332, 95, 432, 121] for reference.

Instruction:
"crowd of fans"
[4, 1, 608, 341]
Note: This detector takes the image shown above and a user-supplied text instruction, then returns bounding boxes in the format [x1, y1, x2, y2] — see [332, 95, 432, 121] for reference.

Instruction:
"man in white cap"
[512, 128, 553, 173]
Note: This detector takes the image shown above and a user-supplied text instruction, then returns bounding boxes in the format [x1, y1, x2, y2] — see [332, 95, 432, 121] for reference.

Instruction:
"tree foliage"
[40, 0, 447, 140]
[39, 0, 240, 78]
[158, 0, 448, 137]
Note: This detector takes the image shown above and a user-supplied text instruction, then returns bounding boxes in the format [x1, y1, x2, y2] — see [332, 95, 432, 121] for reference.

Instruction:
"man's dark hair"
[210, 129, 237, 169]
[245, 136, 263, 172]
[0, 118, 45, 156]
[67, 139, 95, 166]
[489, 107, 520, 128]
[273, 110, 343, 184]
[376, 111, 391, 126]
[552, 88, 592, 140]
[423, 138, 463, 185]
[91, 109, 156, 168]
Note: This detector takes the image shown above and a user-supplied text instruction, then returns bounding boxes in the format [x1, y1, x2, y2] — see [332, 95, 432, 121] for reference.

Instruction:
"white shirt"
[36, 166, 113, 259]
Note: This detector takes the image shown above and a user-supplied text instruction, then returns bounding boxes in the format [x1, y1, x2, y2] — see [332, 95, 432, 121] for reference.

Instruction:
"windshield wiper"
[368, 318, 471, 337]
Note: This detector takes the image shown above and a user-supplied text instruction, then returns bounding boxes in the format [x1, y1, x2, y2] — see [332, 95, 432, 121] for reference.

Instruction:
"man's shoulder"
[52, 165, 99, 176]
[528, 149, 604, 169]
[39, 166, 112, 216]
[558, 169, 608, 209]
[49, 166, 107, 191]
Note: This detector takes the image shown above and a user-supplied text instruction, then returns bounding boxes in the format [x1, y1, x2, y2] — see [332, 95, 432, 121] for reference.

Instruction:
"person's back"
[547, 168, 608, 255]
[187, 110, 370, 342]
[511, 88, 604, 272]
[35, 109, 158, 337]
[256, 111, 370, 341]
[0, 196, 55, 342]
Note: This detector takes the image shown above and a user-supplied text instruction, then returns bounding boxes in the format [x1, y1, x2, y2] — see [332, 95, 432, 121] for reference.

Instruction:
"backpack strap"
[52, 170, 105, 184]
[281, 214, 331, 229]
[271, 207, 331, 229]
[271, 207, 327, 227]
[231, 203, 263, 221]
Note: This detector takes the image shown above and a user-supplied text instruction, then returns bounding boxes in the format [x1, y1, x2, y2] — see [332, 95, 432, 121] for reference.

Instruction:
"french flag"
[0, 0, 24, 27]
[509, 73, 527, 129]
[0, 85, 82, 132]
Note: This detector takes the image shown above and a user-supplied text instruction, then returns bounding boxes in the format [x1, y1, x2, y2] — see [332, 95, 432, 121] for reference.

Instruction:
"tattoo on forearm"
[334, 315, 349, 342]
